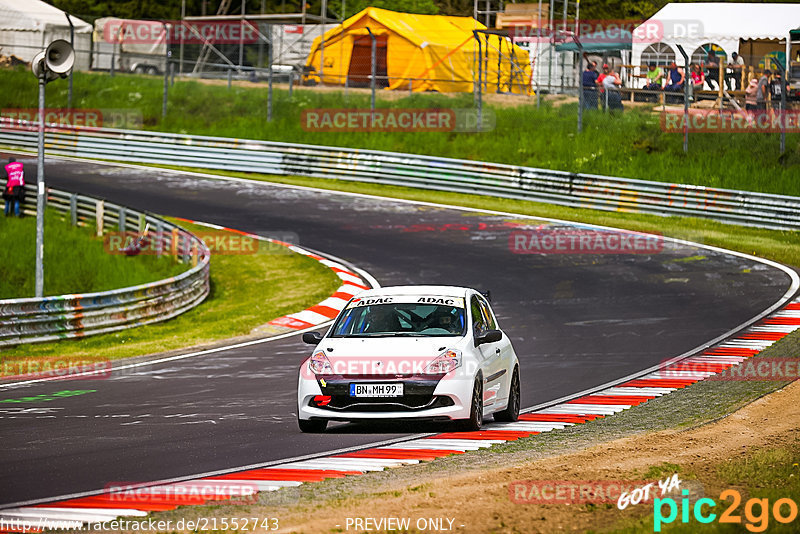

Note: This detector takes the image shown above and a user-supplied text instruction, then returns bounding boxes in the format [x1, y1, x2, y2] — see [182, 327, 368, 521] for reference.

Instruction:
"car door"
[471, 295, 504, 409]
[480, 297, 515, 406]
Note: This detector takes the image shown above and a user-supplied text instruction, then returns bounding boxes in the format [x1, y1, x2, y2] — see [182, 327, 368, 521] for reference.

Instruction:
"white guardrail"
[0, 185, 210, 347]
[1, 120, 799, 232]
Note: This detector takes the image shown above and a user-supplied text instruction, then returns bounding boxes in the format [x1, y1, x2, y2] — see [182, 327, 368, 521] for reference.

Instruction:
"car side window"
[478, 298, 497, 330]
[470, 296, 486, 336]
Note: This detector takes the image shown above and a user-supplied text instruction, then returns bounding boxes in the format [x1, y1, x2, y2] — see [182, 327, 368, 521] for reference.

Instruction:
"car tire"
[298, 418, 327, 433]
[494, 367, 520, 422]
[458, 377, 483, 431]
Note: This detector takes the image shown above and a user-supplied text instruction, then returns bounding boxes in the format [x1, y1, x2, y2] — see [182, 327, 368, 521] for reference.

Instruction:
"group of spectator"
[641, 51, 749, 96]
[581, 61, 624, 111]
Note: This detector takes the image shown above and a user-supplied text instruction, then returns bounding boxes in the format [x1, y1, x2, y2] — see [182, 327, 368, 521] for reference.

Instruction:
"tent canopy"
[632, 2, 800, 68]
[0, 0, 91, 32]
[305, 7, 531, 93]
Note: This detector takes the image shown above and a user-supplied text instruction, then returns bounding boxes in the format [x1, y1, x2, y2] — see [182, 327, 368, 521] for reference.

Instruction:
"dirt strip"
[274, 380, 800, 533]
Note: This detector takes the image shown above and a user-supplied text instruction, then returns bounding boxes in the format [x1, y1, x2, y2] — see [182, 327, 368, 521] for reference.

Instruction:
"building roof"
[645, 2, 800, 41]
[0, 0, 92, 32]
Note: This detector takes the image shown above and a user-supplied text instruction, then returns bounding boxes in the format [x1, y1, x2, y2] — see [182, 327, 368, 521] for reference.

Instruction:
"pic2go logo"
[654, 489, 799, 532]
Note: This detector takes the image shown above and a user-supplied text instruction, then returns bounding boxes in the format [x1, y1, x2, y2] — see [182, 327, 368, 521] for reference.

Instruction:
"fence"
[0, 185, 211, 347]
[0, 120, 798, 231]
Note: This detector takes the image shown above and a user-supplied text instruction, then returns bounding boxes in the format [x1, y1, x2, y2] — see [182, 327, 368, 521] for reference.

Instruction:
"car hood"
[317, 337, 462, 376]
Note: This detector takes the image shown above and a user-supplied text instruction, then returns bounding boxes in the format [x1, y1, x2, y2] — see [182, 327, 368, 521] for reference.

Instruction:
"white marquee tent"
[0, 0, 92, 70]
[632, 3, 800, 70]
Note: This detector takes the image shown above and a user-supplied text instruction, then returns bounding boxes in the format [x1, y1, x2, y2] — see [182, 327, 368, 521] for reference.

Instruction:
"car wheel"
[458, 377, 483, 431]
[494, 367, 520, 422]
[298, 418, 327, 433]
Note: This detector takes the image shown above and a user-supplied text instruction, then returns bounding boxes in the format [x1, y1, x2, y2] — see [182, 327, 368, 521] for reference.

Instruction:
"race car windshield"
[330, 303, 466, 337]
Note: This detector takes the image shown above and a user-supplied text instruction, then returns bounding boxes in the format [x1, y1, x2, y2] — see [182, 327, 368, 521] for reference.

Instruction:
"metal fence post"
[474, 31, 483, 132]
[155, 220, 163, 256]
[227, 68, 232, 89]
[677, 44, 689, 154]
[69, 193, 77, 226]
[267, 23, 273, 122]
[65, 13, 74, 110]
[162, 22, 170, 119]
[118, 207, 126, 232]
[96, 200, 104, 237]
[366, 27, 376, 116]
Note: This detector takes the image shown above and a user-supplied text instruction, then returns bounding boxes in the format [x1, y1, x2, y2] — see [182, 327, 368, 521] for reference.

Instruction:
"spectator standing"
[3, 157, 25, 217]
[727, 52, 745, 90]
[601, 67, 624, 111]
[756, 70, 771, 110]
[770, 70, 783, 109]
[581, 61, 599, 110]
[705, 50, 719, 90]
[745, 77, 759, 111]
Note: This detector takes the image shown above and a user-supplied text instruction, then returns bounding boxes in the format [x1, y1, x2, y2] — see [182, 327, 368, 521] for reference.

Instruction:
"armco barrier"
[0, 120, 799, 230]
[0, 185, 210, 347]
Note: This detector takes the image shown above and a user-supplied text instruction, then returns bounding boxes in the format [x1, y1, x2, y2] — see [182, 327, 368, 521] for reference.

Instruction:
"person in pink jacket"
[3, 157, 25, 217]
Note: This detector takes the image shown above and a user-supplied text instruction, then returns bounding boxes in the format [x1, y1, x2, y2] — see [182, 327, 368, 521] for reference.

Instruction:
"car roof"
[357, 285, 473, 299]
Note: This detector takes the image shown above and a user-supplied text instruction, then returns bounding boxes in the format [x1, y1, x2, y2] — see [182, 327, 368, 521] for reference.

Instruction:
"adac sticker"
[346, 295, 464, 308]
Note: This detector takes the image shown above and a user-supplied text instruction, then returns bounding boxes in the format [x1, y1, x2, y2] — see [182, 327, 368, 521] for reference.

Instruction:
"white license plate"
[349, 383, 404, 397]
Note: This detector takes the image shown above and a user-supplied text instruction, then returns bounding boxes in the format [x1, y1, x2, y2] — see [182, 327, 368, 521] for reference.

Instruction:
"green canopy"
[555, 41, 632, 52]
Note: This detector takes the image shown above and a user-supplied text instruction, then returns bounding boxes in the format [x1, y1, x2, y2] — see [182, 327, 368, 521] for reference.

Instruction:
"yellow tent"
[305, 7, 531, 94]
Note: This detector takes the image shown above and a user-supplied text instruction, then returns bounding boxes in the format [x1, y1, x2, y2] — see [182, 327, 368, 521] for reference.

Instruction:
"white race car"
[297, 286, 520, 433]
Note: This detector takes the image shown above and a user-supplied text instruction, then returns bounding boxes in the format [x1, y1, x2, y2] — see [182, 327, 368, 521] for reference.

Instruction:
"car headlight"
[426, 349, 461, 374]
[309, 351, 333, 374]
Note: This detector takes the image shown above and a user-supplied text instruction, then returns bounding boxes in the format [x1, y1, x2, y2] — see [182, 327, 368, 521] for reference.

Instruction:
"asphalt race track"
[0, 153, 794, 506]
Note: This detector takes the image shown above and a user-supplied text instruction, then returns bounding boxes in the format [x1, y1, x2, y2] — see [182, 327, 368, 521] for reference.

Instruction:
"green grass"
[1, 67, 799, 196]
[0, 209, 185, 298]
[0, 219, 341, 366]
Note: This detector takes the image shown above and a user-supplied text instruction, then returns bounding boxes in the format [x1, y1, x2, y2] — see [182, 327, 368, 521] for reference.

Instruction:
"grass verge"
[0, 209, 185, 298]
[1, 67, 799, 195]
[0, 219, 341, 370]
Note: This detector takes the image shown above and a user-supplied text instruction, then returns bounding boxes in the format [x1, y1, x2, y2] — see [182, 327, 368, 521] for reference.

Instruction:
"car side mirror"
[302, 331, 323, 345]
[475, 329, 502, 346]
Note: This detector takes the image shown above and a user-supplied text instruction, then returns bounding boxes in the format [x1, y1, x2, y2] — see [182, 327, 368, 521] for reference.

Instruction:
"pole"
[162, 22, 170, 119]
[239, 0, 245, 70]
[576, 37, 582, 133]
[320, 0, 327, 83]
[267, 23, 273, 122]
[366, 27, 376, 115]
[180, 0, 185, 75]
[475, 31, 483, 131]
[548, 0, 553, 95]
[35, 70, 46, 297]
[677, 45, 689, 153]
[65, 13, 74, 110]
[782, 37, 790, 154]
